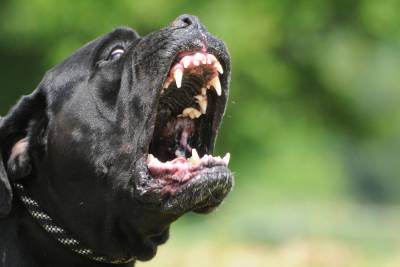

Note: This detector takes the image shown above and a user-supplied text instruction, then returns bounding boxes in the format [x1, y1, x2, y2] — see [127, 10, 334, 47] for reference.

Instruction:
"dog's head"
[0, 15, 232, 261]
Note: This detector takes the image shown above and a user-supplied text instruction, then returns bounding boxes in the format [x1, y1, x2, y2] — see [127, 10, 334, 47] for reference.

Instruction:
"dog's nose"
[170, 14, 201, 29]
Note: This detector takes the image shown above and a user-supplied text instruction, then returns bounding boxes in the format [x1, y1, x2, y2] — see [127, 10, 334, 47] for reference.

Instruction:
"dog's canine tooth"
[223, 153, 231, 165]
[209, 76, 222, 96]
[194, 95, 207, 114]
[189, 149, 200, 165]
[214, 62, 224, 74]
[174, 68, 183, 88]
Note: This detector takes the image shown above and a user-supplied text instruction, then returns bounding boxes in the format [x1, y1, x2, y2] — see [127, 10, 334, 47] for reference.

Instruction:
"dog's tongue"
[147, 149, 230, 183]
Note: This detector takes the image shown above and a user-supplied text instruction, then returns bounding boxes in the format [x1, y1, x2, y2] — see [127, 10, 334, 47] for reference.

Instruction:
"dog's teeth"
[180, 107, 202, 119]
[207, 54, 217, 63]
[214, 62, 224, 74]
[201, 87, 207, 96]
[174, 68, 183, 88]
[223, 153, 231, 165]
[206, 54, 213, 65]
[209, 76, 222, 96]
[195, 53, 206, 65]
[147, 154, 158, 164]
[189, 148, 200, 164]
[194, 95, 208, 114]
[182, 57, 191, 68]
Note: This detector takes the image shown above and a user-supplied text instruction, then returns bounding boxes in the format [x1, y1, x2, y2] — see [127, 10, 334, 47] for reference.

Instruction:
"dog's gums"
[147, 150, 230, 184]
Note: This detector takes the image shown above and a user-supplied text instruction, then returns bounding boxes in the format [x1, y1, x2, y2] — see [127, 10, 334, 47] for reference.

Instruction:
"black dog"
[0, 15, 233, 267]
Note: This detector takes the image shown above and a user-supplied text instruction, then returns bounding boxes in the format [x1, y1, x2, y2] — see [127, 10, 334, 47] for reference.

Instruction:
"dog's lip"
[133, 153, 233, 214]
[174, 165, 232, 192]
[159, 165, 233, 214]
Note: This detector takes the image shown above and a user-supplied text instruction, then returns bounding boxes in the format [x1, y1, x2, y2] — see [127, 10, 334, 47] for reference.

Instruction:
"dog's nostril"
[181, 16, 193, 26]
[171, 14, 198, 29]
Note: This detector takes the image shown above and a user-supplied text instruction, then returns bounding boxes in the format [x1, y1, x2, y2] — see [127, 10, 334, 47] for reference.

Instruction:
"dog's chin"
[133, 158, 233, 215]
[161, 165, 233, 214]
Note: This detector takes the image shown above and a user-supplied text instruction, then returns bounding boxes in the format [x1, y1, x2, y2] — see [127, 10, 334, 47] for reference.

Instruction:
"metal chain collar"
[13, 183, 135, 265]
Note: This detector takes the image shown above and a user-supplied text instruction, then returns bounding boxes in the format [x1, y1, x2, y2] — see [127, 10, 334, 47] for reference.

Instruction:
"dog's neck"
[13, 183, 136, 266]
[5, 161, 173, 266]
[5, 191, 136, 267]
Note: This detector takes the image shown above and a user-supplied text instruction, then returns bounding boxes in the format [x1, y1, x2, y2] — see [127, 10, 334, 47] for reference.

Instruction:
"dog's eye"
[108, 48, 125, 61]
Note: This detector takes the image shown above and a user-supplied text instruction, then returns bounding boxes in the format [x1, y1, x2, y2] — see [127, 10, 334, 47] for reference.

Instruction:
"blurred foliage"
[1, 0, 399, 203]
[1, 0, 400, 266]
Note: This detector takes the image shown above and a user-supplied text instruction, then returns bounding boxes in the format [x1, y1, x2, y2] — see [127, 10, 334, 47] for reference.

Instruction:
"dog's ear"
[0, 89, 47, 217]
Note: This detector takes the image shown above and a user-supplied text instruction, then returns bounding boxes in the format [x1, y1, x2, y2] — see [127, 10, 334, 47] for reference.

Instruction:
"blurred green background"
[1, 1, 400, 266]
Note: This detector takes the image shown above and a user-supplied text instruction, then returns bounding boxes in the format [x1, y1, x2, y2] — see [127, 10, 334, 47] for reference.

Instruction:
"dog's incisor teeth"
[194, 53, 207, 64]
[194, 95, 207, 114]
[180, 107, 202, 119]
[182, 56, 191, 68]
[209, 76, 222, 96]
[174, 68, 183, 88]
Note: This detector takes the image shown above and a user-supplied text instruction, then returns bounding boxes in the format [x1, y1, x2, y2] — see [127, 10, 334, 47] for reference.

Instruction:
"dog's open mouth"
[145, 50, 231, 197]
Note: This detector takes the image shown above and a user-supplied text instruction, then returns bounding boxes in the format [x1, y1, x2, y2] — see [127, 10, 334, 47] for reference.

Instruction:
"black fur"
[0, 15, 232, 267]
